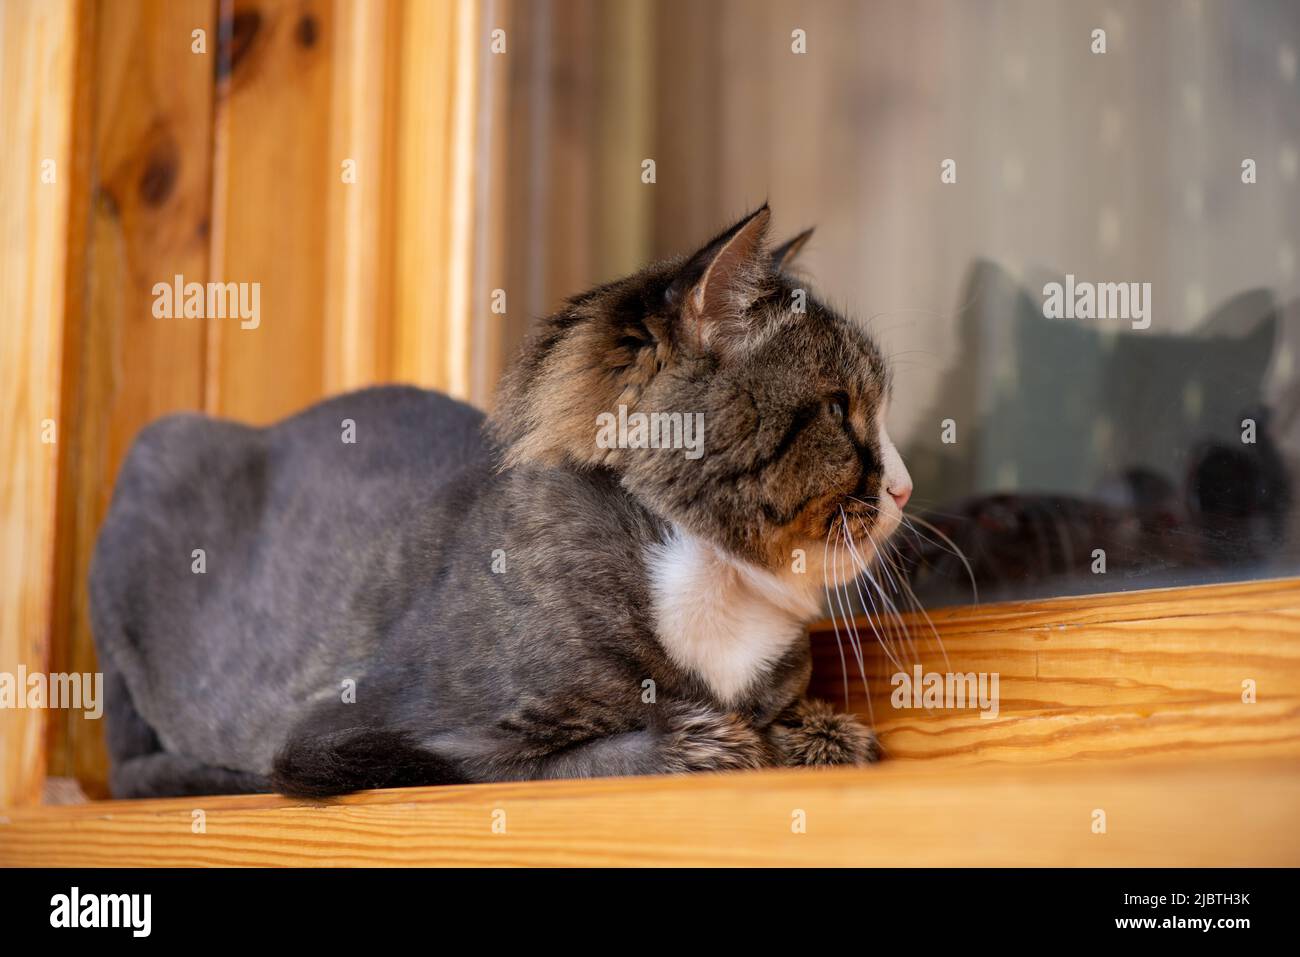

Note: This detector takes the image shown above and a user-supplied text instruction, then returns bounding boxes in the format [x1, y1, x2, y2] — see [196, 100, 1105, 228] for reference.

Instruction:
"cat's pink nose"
[888, 481, 912, 510]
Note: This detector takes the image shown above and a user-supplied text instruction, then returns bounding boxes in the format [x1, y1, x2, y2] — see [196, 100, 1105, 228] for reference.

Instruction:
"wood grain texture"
[808, 577, 1300, 767]
[467, 0, 510, 407]
[0, 0, 79, 809]
[208, 0, 333, 423]
[1, 756, 1296, 867]
[322, 0, 399, 393]
[389, 0, 481, 397]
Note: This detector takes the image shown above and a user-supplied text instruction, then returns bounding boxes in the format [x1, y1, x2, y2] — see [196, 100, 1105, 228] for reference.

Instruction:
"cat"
[89, 205, 913, 798]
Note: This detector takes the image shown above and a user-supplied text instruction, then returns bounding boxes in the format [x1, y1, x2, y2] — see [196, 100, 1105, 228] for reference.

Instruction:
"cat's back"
[93, 385, 490, 600]
[89, 385, 493, 771]
[270, 384, 491, 483]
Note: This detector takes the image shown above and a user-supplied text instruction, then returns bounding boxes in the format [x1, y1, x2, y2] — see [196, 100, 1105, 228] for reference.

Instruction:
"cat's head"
[492, 205, 911, 577]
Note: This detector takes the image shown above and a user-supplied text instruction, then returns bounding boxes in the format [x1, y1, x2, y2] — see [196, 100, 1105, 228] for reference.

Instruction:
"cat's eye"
[825, 393, 848, 424]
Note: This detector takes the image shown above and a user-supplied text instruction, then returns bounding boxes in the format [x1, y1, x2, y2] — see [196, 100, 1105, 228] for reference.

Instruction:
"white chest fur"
[645, 528, 823, 706]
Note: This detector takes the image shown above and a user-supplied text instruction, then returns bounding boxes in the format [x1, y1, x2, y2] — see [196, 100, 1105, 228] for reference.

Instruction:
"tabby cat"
[90, 205, 913, 797]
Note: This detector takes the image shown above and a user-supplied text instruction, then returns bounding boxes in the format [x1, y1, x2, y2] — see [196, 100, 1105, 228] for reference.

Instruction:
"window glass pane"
[511, 0, 1300, 606]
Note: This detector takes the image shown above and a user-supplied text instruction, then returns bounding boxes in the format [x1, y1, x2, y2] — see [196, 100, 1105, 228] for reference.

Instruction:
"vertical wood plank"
[208, 0, 333, 423]
[0, 0, 80, 808]
[322, 0, 399, 394]
[390, 0, 453, 389]
[467, 0, 511, 407]
[45, 0, 218, 797]
[390, 0, 481, 397]
[443, 0, 481, 400]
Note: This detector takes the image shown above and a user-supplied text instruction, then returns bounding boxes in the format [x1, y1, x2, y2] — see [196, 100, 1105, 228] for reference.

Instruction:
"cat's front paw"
[660, 702, 771, 773]
[769, 698, 880, 767]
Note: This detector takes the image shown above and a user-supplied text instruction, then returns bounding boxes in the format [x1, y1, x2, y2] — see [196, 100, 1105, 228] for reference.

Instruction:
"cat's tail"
[270, 725, 465, 798]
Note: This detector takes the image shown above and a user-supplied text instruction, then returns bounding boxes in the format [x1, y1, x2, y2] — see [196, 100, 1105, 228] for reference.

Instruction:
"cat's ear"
[671, 205, 771, 352]
[770, 227, 814, 272]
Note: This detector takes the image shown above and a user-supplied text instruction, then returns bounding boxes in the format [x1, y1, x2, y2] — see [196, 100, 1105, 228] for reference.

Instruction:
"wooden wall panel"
[466, 0, 510, 406]
[390, 0, 481, 397]
[207, 0, 333, 423]
[45, 0, 218, 797]
[323, 0, 399, 393]
[389, 0, 453, 390]
[211, 0, 490, 410]
[0, 0, 80, 808]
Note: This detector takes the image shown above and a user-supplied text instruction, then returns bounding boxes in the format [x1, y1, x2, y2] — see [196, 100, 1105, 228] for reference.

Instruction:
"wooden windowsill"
[3, 577, 1298, 866]
[2, 756, 1297, 867]
[808, 576, 1300, 768]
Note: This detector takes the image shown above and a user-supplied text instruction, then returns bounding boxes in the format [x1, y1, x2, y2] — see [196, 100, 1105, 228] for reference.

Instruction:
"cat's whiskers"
[857, 520, 921, 664]
[844, 493, 979, 604]
[843, 495, 962, 671]
[821, 516, 852, 709]
[839, 506, 910, 674]
[899, 511, 980, 604]
[836, 509, 879, 717]
[899, 498, 974, 522]
[832, 521, 876, 717]
[848, 543, 906, 672]
[882, 532, 950, 672]
[837, 504, 909, 670]
[844, 522, 911, 671]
